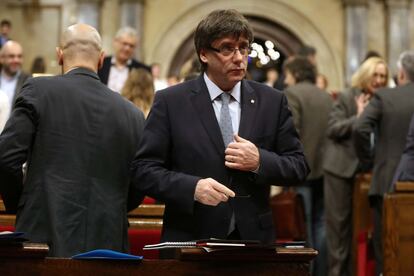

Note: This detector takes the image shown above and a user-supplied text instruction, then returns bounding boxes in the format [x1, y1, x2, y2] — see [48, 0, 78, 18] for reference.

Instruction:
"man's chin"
[228, 71, 245, 80]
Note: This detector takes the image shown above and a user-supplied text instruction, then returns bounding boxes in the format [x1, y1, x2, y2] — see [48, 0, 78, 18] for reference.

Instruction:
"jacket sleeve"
[0, 80, 38, 213]
[353, 93, 382, 163]
[130, 92, 200, 215]
[389, 115, 414, 191]
[256, 94, 309, 185]
[326, 91, 357, 141]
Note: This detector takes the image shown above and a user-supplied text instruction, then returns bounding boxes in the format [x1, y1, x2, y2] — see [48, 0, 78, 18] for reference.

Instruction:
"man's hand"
[194, 178, 235, 206]
[225, 134, 260, 171]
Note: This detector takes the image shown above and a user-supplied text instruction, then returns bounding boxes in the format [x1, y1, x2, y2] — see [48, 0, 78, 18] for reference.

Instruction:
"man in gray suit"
[284, 56, 332, 276]
[354, 50, 414, 275]
[0, 23, 145, 257]
[0, 40, 31, 119]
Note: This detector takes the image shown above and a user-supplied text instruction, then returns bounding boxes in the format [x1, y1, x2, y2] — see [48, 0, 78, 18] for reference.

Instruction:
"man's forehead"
[212, 35, 249, 45]
[116, 35, 137, 43]
[3, 45, 22, 55]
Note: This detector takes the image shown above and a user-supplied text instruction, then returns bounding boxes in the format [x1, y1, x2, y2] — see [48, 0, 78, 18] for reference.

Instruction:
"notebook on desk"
[143, 239, 305, 251]
[143, 239, 260, 250]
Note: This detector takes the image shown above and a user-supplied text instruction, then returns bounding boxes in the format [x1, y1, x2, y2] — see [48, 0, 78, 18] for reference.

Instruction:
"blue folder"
[0, 231, 27, 242]
[72, 249, 143, 260]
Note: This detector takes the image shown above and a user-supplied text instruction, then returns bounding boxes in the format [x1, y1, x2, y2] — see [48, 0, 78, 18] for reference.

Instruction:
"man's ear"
[199, 49, 208, 64]
[98, 50, 105, 70]
[56, 47, 64, 66]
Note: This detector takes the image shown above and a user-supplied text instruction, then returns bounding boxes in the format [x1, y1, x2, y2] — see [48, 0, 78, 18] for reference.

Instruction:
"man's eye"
[222, 46, 232, 51]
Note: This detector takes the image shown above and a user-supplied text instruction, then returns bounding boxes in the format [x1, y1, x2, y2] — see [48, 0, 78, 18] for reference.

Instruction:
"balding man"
[98, 26, 150, 93]
[0, 40, 31, 119]
[0, 24, 145, 257]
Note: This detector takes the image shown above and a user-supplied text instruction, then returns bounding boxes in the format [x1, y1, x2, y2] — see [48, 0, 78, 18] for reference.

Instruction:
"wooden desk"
[0, 246, 317, 276]
[383, 183, 414, 276]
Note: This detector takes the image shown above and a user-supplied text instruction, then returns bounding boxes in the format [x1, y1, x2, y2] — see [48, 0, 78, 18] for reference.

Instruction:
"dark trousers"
[370, 196, 383, 276]
[324, 172, 354, 276]
[296, 178, 327, 276]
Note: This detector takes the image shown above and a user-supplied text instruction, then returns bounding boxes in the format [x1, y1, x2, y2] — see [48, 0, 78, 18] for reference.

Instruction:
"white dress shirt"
[107, 57, 130, 93]
[0, 70, 19, 112]
[204, 73, 241, 135]
[0, 91, 10, 132]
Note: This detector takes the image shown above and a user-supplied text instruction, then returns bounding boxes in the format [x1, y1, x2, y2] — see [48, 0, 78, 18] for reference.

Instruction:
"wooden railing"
[0, 199, 164, 230]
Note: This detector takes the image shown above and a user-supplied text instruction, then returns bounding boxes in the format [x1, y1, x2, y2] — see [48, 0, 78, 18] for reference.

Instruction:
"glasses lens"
[221, 47, 233, 56]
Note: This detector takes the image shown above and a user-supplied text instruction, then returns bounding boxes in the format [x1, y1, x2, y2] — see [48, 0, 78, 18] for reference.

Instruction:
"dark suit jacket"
[323, 87, 361, 178]
[0, 68, 145, 257]
[285, 82, 332, 180]
[354, 83, 414, 196]
[391, 114, 414, 189]
[132, 75, 309, 245]
[97, 56, 150, 85]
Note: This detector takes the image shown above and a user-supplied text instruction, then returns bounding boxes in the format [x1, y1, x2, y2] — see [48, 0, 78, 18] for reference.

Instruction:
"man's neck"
[63, 64, 96, 74]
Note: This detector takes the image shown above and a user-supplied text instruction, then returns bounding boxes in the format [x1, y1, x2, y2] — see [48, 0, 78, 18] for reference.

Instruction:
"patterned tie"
[219, 92, 236, 235]
[220, 93, 234, 147]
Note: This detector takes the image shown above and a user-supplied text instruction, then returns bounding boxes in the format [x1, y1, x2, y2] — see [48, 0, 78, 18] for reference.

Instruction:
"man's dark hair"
[363, 50, 381, 61]
[284, 56, 317, 84]
[297, 45, 316, 57]
[0, 20, 11, 27]
[194, 9, 254, 72]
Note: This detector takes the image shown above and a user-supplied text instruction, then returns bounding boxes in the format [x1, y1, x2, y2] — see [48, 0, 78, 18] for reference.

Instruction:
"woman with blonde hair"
[121, 68, 154, 117]
[323, 57, 388, 276]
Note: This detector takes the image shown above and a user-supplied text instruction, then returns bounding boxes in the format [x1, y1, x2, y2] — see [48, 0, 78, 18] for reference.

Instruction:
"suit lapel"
[190, 76, 225, 154]
[238, 80, 257, 140]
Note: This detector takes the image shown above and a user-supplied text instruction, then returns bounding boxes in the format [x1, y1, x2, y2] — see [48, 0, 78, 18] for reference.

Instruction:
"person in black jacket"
[0, 23, 145, 257]
[98, 26, 150, 93]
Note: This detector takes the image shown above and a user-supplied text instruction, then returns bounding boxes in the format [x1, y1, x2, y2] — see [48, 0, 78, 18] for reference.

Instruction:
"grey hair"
[397, 50, 414, 82]
[115, 26, 138, 39]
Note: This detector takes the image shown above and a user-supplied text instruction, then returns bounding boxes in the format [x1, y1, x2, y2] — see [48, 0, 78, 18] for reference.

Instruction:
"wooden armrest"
[395, 182, 414, 192]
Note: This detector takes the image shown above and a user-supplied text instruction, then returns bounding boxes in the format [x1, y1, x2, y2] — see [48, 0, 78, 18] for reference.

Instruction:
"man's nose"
[232, 49, 244, 61]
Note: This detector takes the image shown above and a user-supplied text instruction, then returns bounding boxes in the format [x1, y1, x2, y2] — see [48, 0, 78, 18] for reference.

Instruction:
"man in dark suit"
[354, 50, 414, 275]
[132, 9, 309, 257]
[284, 56, 332, 276]
[98, 26, 150, 93]
[392, 114, 414, 186]
[0, 23, 145, 257]
[0, 40, 31, 118]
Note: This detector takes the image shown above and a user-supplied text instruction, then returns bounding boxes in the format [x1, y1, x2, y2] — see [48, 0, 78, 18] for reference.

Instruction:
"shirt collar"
[111, 56, 132, 66]
[0, 69, 20, 81]
[203, 73, 241, 103]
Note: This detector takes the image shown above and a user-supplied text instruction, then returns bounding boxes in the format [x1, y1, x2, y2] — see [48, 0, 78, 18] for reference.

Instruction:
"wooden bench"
[383, 182, 414, 276]
[0, 199, 165, 259]
[352, 173, 374, 276]
[0, 199, 164, 230]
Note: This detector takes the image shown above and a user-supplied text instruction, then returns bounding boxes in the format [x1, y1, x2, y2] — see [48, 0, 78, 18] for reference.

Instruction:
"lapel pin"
[250, 99, 255, 104]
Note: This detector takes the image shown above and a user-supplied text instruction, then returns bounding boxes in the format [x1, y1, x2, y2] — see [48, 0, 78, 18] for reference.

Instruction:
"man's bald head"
[0, 40, 23, 77]
[57, 23, 104, 73]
